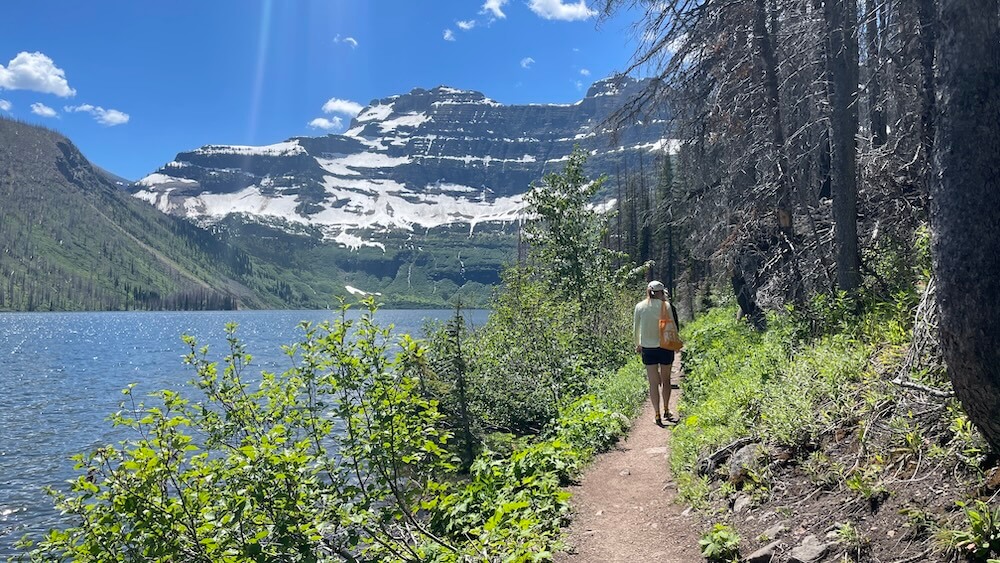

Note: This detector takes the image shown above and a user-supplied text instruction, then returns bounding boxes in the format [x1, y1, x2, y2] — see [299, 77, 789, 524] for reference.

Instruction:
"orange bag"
[659, 300, 684, 351]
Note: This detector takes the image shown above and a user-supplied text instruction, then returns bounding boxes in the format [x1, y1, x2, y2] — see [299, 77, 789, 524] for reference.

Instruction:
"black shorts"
[641, 347, 675, 366]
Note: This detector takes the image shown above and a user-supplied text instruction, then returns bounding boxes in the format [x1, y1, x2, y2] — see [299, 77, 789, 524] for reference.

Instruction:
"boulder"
[733, 494, 753, 514]
[728, 443, 765, 485]
[746, 540, 782, 563]
[789, 534, 829, 563]
[761, 523, 788, 541]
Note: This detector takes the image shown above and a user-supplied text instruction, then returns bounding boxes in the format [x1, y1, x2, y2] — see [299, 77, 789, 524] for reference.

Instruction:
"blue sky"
[0, 1, 644, 180]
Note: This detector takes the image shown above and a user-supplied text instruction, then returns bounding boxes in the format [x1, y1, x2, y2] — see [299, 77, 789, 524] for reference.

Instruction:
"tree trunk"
[753, 0, 793, 234]
[666, 221, 675, 298]
[657, 154, 676, 294]
[825, 0, 861, 292]
[932, 0, 1000, 449]
[865, 0, 887, 147]
[917, 0, 937, 166]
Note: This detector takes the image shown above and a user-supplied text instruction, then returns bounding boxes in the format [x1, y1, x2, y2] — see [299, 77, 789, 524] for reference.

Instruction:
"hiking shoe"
[655, 415, 663, 426]
[663, 411, 677, 423]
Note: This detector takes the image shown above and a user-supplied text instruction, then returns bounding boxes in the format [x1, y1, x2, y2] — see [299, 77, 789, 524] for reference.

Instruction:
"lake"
[0, 308, 488, 557]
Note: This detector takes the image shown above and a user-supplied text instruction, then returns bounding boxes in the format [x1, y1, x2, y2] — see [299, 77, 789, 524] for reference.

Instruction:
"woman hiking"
[633, 280, 681, 426]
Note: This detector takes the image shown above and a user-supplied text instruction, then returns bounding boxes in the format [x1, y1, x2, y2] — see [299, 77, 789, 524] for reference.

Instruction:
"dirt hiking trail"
[556, 358, 701, 562]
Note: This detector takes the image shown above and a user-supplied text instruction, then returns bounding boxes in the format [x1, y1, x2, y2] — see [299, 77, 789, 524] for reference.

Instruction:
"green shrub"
[699, 523, 740, 562]
[423, 340, 645, 558]
[587, 356, 649, 418]
[18, 300, 458, 562]
[425, 448, 571, 559]
[426, 380, 642, 560]
[672, 299, 876, 501]
[551, 395, 631, 457]
[936, 500, 1000, 561]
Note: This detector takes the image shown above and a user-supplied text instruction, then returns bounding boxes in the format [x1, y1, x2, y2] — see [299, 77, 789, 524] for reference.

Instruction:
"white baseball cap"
[647, 280, 665, 292]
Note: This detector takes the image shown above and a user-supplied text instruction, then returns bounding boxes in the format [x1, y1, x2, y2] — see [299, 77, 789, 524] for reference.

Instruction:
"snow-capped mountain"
[132, 76, 672, 249]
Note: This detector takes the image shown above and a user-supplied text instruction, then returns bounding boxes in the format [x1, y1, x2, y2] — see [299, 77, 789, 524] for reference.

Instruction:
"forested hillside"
[0, 117, 281, 310]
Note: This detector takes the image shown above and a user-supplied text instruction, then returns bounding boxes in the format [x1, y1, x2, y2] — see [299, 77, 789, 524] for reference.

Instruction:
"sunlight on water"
[0, 308, 487, 556]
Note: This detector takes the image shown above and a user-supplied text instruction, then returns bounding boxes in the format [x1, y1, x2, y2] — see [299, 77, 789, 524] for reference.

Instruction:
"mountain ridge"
[131, 75, 672, 249]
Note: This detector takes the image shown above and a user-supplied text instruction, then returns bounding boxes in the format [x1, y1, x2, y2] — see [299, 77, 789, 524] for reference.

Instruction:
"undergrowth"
[673, 288, 999, 562]
[426, 358, 647, 559]
[672, 302, 869, 506]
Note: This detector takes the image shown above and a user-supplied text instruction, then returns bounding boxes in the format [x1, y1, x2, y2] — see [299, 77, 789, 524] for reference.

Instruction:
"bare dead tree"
[603, 0, 942, 318]
[825, 0, 861, 292]
[932, 0, 1000, 449]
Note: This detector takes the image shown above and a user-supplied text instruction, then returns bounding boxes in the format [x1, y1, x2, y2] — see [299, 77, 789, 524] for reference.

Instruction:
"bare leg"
[645, 364, 662, 417]
[659, 363, 672, 418]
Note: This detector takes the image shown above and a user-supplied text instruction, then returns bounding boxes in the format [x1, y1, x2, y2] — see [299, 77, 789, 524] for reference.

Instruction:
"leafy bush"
[425, 370, 643, 560]
[18, 300, 458, 561]
[466, 269, 587, 434]
[699, 523, 740, 562]
[588, 356, 659, 419]
[550, 395, 631, 457]
[425, 446, 572, 559]
[936, 500, 1000, 561]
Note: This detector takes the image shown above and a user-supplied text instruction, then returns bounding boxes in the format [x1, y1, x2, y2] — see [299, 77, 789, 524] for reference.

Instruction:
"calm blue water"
[0, 309, 488, 556]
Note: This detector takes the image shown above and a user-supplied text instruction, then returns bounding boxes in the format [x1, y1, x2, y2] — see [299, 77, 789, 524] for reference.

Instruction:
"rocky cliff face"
[131, 76, 671, 249]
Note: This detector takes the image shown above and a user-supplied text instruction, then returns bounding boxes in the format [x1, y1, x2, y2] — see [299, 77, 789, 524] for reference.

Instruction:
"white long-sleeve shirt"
[633, 298, 679, 348]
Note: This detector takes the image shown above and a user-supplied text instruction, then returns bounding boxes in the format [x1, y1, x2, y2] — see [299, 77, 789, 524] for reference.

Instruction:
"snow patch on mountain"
[316, 153, 411, 176]
[378, 112, 431, 133]
[648, 138, 682, 154]
[334, 233, 386, 251]
[345, 284, 383, 296]
[198, 186, 303, 220]
[137, 173, 198, 187]
[356, 103, 394, 123]
[436, 86, 472, 95]
[417, 154, 537, 165]
[136, 175, 527, 247]
[132, 187, 177, 211]
[194, 140, 305, 157]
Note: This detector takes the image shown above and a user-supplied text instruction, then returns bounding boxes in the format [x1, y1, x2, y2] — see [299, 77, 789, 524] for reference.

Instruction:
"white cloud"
[96, 109, 129, 126]
[30, 102, 57, 117]
[528, 0, 596, 21]
[575, 80, 584, 90]
[0, 52, 76, 97]
[520, 57, 535, 69]
[334, 34, 359, 48]
[457, 20, 476, 30]
[309, 116, 344, 131]
[443, 29, 456, 41]
[310, 97, 361, 132]
[481, 0, 508, 18]
[0, 99, 11, 112]
[321, 98, 363, 116]
[65, 104, 130, 126]
[580, 68, 591, 76]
